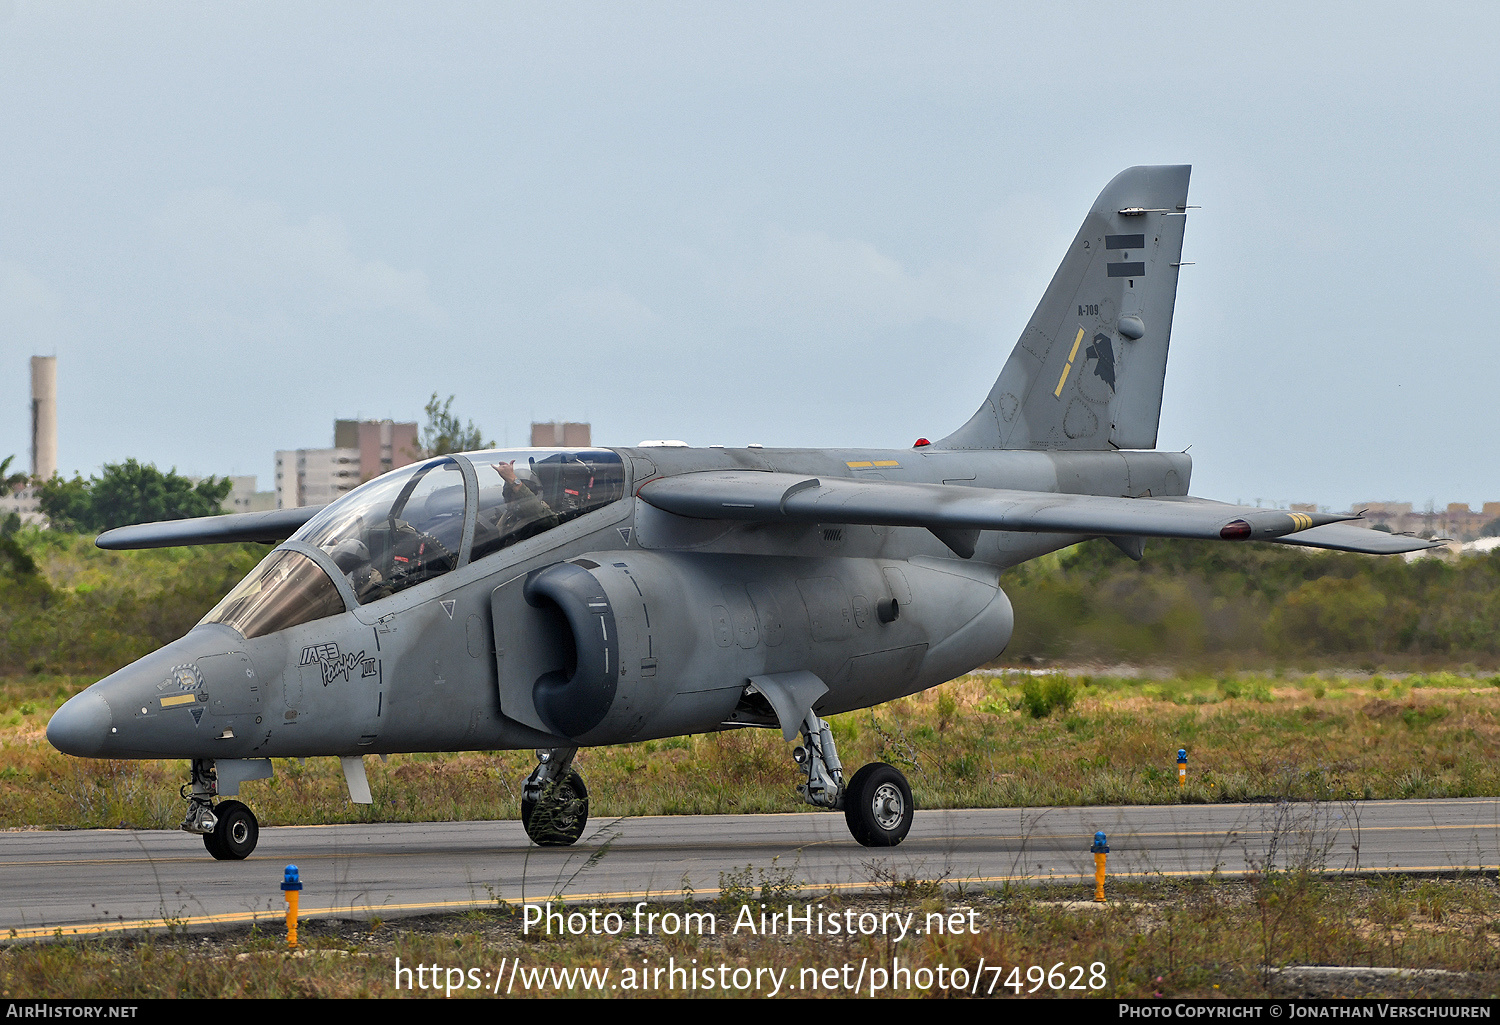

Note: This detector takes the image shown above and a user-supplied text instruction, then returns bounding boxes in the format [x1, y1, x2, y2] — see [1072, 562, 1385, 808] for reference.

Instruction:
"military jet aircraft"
[47, 165, 1437, 859]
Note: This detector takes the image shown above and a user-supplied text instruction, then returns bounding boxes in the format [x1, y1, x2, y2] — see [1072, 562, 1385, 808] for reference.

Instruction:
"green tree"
[1268, 576, 1393, 654]
[37, 460, 232, 533]
[35, 474, 93, 532]
[0, 456, 28, 541]
[421, 392, 490, 455]
[0, 525, 35, 576]
[0, 455, 28, 495]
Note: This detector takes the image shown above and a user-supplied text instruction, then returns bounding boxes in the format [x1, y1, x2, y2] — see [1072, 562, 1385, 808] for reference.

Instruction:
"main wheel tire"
[203, 800, 259, 861]
[521, 770, 589, 847]
[843, 762, 914, 847]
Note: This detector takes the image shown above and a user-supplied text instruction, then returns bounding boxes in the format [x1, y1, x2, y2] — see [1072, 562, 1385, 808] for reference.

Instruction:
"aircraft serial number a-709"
[48, 166, 1435, 859]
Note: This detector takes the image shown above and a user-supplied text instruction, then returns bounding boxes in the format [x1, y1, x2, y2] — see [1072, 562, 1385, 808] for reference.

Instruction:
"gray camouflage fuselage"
[66, 445, 1188, 761]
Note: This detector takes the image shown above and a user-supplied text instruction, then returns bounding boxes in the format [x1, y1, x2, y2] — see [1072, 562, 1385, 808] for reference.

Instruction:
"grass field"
[6, 667, 1500, 831]
[4, 875, 1500, 998]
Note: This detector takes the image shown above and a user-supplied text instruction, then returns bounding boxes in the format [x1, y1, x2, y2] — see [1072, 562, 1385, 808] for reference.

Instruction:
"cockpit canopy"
[469, 449, 626, 562]
[296, 456, 467, 605]
[198, 549, 346, 641]
[199, 448, 626, 638]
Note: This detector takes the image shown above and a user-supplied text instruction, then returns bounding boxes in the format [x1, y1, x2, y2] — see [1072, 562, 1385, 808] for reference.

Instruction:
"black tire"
[521, 770, 589, 847]
[843, 762, 914, 847]
[203, 800, 259, 861]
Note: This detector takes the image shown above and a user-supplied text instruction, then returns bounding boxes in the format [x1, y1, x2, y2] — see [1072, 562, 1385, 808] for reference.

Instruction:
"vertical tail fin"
[937, 165, 1191, 451]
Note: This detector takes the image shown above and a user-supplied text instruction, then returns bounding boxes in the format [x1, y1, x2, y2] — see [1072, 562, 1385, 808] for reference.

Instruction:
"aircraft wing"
[95, 506, 325, 550]
[637, 472, 1440, 555]
[1148, 496, 1443, 554]
[1260, 521, 1443, 555]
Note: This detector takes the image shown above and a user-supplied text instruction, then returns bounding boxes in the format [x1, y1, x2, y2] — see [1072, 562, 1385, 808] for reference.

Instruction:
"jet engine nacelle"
[491, 551, 1013, 746]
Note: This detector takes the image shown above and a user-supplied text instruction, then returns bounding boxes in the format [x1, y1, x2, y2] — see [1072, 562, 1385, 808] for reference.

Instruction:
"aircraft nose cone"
[47, 690, 113, 757]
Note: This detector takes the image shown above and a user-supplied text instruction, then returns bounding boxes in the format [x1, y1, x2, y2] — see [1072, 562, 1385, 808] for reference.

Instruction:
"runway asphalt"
[4, 798, 1499, 940]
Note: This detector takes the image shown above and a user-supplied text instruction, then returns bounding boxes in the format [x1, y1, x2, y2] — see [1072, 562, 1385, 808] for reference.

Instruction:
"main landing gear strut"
[792, 710, 914, 847]
[181, 759, 261, 861]
[521, 747, 590, 846]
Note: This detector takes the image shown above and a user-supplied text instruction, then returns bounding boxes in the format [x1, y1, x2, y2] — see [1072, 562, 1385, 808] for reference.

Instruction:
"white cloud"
[156, 189, 442, 321]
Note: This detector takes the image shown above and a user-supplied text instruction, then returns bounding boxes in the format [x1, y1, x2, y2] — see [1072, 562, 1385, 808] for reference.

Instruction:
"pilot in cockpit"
[328, 536, 377, 594]
[492, 460, 560, 546]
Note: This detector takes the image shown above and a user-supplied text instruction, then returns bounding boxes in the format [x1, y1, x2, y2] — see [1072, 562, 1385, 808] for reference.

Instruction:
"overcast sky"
[2, 2, 1496, 511]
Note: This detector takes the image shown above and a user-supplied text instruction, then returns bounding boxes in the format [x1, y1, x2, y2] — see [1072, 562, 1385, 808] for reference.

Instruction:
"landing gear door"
[490, 575, 567, 735]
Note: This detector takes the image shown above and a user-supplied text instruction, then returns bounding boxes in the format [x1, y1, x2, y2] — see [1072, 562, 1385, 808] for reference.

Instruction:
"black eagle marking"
[1086, 333, 1116, 390]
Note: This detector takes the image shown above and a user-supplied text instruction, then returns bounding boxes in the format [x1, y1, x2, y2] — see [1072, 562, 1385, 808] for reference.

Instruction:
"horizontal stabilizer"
[95, 506, 325, 550]
[638, 471, 1358, 547]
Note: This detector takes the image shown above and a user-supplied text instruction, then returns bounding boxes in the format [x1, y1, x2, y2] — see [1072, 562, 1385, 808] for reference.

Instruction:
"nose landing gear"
[181, 759, 261, 860]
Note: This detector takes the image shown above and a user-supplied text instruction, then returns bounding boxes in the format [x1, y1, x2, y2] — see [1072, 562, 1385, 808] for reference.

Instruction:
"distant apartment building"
[0, 488, 43, 526]
[276, 419, 420, 509]
[224, 476, 277, 513]
[186, 475, 276, 514]
[1355, 501, 1500, 542]
[335, 419, 421, 479]
[531, 421, 591, 447]
[274, 449, 360, 509]
[2, 354, 57, 525]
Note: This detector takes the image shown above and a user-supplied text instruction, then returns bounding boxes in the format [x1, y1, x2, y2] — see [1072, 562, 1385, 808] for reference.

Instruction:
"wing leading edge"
[95, 505, 325, 550]
[637, 471, 1441, 556]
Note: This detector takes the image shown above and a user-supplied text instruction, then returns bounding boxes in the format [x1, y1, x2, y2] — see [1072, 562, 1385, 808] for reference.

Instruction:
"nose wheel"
[181, 760, 260, 860]
[203, 800, 260, 860]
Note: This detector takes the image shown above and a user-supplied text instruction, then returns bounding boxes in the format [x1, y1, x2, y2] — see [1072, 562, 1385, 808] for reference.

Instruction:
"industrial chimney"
[30, 356, 56, 482]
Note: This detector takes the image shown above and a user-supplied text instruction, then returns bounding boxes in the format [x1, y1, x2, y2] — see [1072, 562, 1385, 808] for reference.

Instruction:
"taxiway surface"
[4, 799, 1499, 939]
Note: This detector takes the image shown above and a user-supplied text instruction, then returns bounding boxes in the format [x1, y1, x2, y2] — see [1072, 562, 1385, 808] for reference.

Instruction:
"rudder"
[937, 165, 1191, 451]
